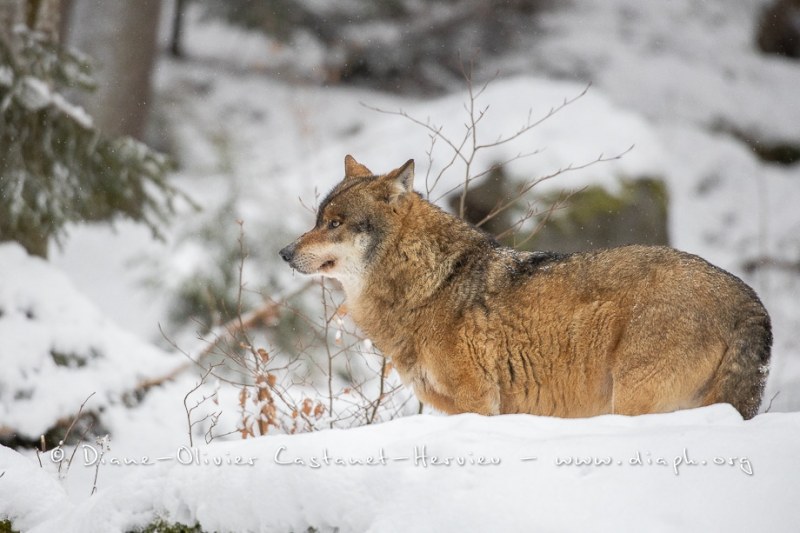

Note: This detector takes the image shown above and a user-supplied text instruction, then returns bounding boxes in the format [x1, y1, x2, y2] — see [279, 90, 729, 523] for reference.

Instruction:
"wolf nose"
[279, 243, 296, 263]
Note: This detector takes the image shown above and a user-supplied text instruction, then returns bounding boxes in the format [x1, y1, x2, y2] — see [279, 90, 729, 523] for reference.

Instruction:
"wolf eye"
[328, 220, 341, 229]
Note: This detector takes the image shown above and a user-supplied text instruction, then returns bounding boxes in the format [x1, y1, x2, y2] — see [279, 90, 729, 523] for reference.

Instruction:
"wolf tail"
[705, 306, 772, 419]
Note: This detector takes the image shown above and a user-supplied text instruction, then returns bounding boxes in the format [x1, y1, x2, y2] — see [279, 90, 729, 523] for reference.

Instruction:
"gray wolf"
[279, 156, 772, 419]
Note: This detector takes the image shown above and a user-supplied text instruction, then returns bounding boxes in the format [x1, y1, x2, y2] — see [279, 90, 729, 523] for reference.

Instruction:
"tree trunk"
[64, 0, 162, 140]
[25, 0, 61, 38]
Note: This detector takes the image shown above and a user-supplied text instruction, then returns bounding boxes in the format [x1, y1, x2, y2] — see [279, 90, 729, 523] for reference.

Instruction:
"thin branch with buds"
[53, 391, 96, 477]
[183, 362, 224, 447]
[363, 67, 629, 250]
[362, 74, 594, 219]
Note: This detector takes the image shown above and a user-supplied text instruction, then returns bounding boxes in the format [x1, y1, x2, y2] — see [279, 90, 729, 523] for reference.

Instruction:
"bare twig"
[90, 434, 110, 496]
[184, 363, 223, 447]
[151, 278, 316, 389]
[60, 391, 96, 445]
[368, 356, 389, 424]
[494, 188, 579, 247]
[362, 74, 592, 216]
[55, 391, 96, 477]
[322, 280, 335, 429]
[764, 391, 780, 414]
[361, 69, 613, 246]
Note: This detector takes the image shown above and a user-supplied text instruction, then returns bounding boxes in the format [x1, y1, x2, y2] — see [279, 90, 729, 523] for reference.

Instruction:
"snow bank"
[0, 446, 71, 531]
[534, 0, 800, 142]
[2, 405, 798, 532]
[0, 243, 181, 440]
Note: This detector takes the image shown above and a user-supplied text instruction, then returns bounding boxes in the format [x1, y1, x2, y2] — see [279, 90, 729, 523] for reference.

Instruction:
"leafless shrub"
[363, 67, 632, 245]
[31, 392, 114, 496]
[159, 221, 414, 441]
[40, 392, 97, 478]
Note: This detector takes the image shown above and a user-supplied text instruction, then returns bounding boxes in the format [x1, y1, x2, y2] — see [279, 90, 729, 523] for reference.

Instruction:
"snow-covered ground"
[0, 244, 181, 440]
[3, 405, 800, 532]
[3, 0, 800, 531]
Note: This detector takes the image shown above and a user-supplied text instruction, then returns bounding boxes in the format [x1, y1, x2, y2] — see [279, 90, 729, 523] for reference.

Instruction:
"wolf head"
[279, 155, 415, 296]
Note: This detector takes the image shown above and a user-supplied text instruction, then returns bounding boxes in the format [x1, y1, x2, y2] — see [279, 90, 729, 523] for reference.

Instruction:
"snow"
[0, 66, 13, 87]
[11, 75, 94, 127]
[3, 0, 800, 530]
[0, 243, 181, 440]
[0, 446, 71, 531]
[17, 76, 51, 110]
[3, 405, 799, 532]
[532, 0, 800, 141]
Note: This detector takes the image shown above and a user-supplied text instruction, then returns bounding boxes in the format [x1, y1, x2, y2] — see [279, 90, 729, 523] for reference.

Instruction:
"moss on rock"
[525, 177, 669, 253]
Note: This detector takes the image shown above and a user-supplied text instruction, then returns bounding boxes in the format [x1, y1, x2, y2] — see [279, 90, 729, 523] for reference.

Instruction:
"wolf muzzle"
[279, 242, 296, 264]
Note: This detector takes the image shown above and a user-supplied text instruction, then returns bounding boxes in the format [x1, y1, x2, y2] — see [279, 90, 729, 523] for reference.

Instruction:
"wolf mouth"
[320, 259, 336, 271]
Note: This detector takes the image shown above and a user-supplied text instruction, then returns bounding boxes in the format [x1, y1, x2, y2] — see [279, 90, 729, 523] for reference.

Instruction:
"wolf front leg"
[448, 368, 502, 416]
[458, 389, 502, 415]
[410, 365, 501, 415]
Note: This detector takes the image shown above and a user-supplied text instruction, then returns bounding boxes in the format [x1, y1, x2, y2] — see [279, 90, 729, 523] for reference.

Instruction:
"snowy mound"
[0, 243, 180, 440]
[1, 404, 798, 532]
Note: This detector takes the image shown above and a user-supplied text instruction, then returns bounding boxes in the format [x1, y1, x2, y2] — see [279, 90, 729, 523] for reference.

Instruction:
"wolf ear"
[344, 155, 373, 179]
[383, 159, 415, 197]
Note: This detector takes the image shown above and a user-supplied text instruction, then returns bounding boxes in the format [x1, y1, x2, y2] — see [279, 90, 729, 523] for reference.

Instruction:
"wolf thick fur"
[280, 156, 772, 419]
